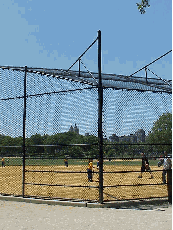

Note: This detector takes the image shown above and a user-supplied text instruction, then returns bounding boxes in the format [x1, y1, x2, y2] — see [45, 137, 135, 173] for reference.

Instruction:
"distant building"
[119, 135, 135, 143]
[109, 134, 119, 142]
[73, 124, 79, 134]
[110, 129, 145, 143]
[135, 129, 145, 142]
[69, 124, 79, 134]
[69, 125, 74, 132]
[130, 134, 137, 143]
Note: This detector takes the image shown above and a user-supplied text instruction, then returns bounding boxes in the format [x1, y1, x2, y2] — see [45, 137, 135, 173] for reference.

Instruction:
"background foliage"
[0, 113, 171, 158]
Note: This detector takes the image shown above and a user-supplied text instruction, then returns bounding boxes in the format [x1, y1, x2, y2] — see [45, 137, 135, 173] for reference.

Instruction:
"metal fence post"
[98, 30, 103, 204]
[79, 58, 81, 77]
[22, 65, 27, 197]
[167, 169, 172, 204]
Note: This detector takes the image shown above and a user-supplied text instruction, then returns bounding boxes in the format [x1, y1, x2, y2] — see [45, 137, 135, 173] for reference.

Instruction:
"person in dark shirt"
[1, 157, 5, 167]
[138, 152, 154, 179]
[97, 159, 99, 169]
[64, 158, 68, 167]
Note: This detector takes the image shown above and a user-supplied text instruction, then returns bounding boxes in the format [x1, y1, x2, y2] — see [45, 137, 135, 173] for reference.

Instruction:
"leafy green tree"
[27, 133, 44, 155]
[13, 136, 23, 156]
[136, 0, 150, 14]
[83, 135, 98, 158]
[0, 135, 19, 156]
[146, 112, 172, 154]
[43, 132, 88, 157]
[106, 148, 116, 158]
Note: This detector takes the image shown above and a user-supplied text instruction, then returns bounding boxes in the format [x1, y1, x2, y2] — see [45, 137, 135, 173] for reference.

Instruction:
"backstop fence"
[0, 66, 172, 203]
[0, 33, 172, 204]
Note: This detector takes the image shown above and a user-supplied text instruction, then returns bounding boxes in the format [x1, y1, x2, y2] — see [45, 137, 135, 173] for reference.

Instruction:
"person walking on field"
[87, 159, 95, 182]
[64, 158, 68, 167]
[138, 152, 154, 179]
[97, 159, 99, 169]
[158, 151, 172, 184]
[1, 157, 5, 167]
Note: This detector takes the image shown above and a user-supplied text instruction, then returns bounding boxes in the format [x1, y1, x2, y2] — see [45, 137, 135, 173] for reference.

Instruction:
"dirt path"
[0, 200, 171, 230]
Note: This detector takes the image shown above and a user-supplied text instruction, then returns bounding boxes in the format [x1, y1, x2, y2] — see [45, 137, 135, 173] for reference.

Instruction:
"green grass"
[3, 157, 159, 167]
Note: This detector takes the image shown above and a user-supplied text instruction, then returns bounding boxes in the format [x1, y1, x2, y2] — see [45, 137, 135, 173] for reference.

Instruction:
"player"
[138, 152, 154, 179]
[64, 158, 68, 167]
[1, 157, 5, 167]
[96, 159, 104, 170]
[158, 151, 172, 184]
[97, 159, 99, 169]
[87, 159, 95, 182]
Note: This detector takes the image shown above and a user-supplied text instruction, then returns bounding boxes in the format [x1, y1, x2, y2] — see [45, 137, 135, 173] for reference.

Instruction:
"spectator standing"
[158, 151, 172, 184]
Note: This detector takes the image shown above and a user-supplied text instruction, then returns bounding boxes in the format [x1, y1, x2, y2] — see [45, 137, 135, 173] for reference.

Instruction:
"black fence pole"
[145, 67, 148, 84]
[79, 59, 81, 77]
[98, 30, 103, 204]
[22, 65, 27, 197]
[167, 169, 172, 204]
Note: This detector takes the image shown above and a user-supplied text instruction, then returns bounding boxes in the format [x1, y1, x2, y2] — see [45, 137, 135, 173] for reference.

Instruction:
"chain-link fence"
[0, 65, 172, 203]
[0, 150, 171, 202]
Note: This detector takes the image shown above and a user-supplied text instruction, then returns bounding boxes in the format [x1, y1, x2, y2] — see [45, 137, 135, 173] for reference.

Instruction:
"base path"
[0, 200, 171, 230]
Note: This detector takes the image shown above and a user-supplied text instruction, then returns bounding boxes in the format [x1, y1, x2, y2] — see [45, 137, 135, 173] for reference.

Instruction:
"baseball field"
[0, 158, 168, 201]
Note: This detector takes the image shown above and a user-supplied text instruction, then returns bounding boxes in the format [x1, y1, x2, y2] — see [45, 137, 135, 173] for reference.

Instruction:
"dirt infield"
[0, 164, 168, 201]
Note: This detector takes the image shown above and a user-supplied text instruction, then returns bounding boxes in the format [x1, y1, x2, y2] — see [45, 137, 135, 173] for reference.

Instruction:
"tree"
[146, 112, 172, 154]
[0, 135, 21, 156]
[136, 0, 150, 14]
[83, 135, 98, 158]
[27, 133, 44, 155]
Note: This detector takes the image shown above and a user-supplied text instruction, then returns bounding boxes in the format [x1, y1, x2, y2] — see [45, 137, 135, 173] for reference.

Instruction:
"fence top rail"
[0, 143, 171, 148]
[2, 156, 169, 160]
[0, 65, 171, 94]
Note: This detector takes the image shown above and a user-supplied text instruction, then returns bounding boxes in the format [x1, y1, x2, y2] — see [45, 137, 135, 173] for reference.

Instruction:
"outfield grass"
[2, 157, 159, 167]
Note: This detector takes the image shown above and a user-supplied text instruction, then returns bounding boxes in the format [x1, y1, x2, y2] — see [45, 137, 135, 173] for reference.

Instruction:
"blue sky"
[0, 0, 172, 80]
[0, 0, 172, 139]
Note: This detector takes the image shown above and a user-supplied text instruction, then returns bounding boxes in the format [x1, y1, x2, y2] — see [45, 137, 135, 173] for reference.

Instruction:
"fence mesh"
[26, 71, 98, 137]
[0, 67, 172, 202]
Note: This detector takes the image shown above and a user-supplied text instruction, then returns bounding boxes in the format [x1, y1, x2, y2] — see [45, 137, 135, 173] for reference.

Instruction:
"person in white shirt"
[158, 151, 172, 184]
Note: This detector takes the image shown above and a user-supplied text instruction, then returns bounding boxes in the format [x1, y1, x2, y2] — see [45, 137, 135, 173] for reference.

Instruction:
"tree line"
[0, 112, 172, 158]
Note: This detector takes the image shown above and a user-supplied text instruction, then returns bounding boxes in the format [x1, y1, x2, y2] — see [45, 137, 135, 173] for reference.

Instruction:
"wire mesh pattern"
[102, 156, 168, 201]
[0, 153, 170, 201]
[103, 88, 171, 138]
[0, 151, 23, 196]
[24, 156, 99, 201]
[0, 66, 172, 202]
[25, 71, 98, 137]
